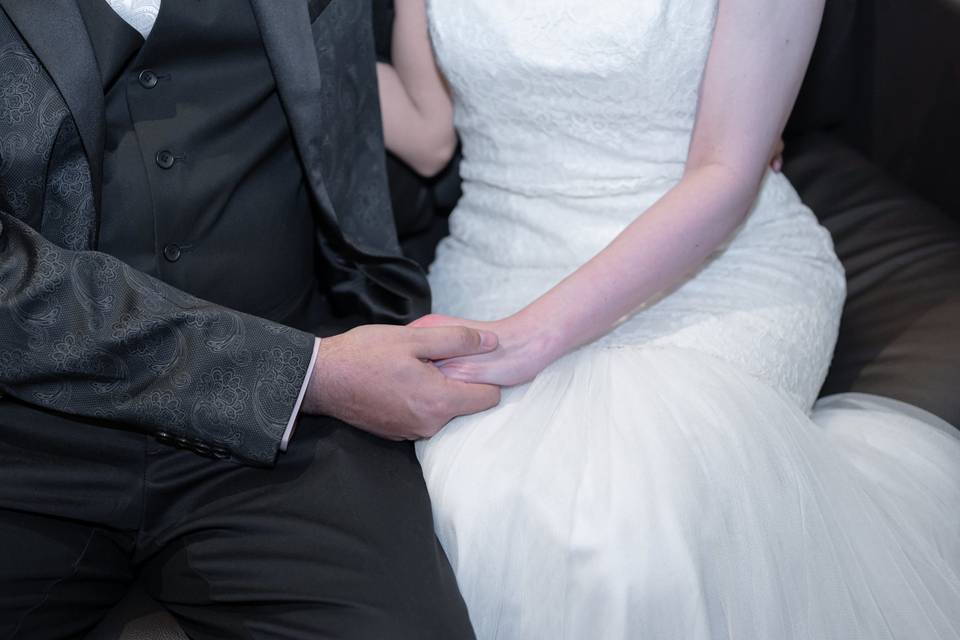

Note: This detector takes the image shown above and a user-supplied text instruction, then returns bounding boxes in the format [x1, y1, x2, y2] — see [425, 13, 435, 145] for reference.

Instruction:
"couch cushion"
[784, 133, 960, 426]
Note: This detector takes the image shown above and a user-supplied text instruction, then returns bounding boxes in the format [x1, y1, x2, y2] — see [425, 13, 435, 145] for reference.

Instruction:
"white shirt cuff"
[280, 336, 321, 452]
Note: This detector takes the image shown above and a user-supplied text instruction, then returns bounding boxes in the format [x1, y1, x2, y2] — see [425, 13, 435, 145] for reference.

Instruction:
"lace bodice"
[430, 0, 718, 198]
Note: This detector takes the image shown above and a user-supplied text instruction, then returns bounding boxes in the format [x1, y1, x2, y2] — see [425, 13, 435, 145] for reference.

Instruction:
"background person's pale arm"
[376, 0, 456, 177]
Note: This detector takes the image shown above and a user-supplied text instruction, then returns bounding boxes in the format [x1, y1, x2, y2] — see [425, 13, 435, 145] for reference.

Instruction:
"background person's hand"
[301, 325, 502, 440]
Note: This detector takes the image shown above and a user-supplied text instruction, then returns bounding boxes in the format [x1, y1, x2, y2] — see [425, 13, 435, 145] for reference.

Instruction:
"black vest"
[77, 0, 329, 330]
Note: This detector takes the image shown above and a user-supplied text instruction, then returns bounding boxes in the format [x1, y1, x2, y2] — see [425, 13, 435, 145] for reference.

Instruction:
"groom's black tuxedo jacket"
[0, 0, 430, 467]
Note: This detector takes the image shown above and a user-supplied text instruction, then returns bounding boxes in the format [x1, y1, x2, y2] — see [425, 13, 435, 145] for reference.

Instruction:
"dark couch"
[87, 0, 960, 637]
[783, 0, 960, 422]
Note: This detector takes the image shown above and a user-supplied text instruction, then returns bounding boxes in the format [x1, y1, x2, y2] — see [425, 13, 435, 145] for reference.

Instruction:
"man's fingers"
[413, 326, 499, 360]
[442, 380, 502, 418]
[409, 313, 458, 329]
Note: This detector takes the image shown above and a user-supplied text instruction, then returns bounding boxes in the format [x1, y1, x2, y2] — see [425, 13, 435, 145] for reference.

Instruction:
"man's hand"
[301, 325, 502, 440]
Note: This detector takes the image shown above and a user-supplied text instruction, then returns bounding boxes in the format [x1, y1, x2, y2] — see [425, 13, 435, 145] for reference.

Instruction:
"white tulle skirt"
[417, 345, 960, 640]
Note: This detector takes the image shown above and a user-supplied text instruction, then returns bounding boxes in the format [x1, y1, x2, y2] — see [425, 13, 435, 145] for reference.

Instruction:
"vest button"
[155, 150, 176, 169]
[163, 243, 182, 262]
[138, 69, 159, 89]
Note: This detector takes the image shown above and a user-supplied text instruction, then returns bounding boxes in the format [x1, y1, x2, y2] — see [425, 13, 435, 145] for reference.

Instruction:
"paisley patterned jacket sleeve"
[0, 211, 316, 467]
[0, 7, 320, 468]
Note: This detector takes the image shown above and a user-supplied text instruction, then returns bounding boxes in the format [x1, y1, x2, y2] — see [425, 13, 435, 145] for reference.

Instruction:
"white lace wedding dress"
[417, 1, 960, 638]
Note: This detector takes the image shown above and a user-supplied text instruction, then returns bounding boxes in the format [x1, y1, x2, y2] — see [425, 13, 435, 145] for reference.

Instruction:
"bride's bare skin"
[379, 0, 821, 387]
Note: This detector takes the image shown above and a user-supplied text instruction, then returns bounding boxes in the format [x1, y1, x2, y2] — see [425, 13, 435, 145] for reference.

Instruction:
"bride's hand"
[771, 138, 785, 172]
[410, 313, 557, 387]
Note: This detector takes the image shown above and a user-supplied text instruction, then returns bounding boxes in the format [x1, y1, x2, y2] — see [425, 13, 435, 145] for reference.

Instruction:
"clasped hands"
[300, 313, 550, 442]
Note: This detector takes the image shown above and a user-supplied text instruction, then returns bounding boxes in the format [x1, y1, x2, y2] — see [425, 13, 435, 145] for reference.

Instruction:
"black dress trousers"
[0, 401, 474, 639]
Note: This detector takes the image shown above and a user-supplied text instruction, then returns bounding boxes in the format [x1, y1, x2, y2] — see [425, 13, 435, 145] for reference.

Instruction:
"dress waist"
[442, 169, 805, 274]
[458, 159, 686, 200]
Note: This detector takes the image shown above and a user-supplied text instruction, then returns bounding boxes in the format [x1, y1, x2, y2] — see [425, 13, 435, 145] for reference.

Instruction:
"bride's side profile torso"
[426, 0, 846, 411]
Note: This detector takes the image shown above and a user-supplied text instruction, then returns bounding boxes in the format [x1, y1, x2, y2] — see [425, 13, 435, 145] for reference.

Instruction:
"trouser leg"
[0, 509, 136, 640]
[139, 415, 475, 640]
[0, 401, 145, 640]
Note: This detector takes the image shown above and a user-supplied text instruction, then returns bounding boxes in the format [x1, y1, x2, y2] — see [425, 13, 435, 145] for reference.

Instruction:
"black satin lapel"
[308, 0, 332, 22]
[0, 0, 104, 204]
[248, 0, 338, 228]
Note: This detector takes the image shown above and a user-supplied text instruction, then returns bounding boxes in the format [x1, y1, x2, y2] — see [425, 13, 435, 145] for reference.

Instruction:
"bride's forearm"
[516, 164, 762, 361]
[507, 0, 823, 365]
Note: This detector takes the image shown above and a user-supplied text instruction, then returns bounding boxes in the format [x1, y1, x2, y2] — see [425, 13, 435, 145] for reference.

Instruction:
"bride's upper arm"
[685, 0, 825, 186]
